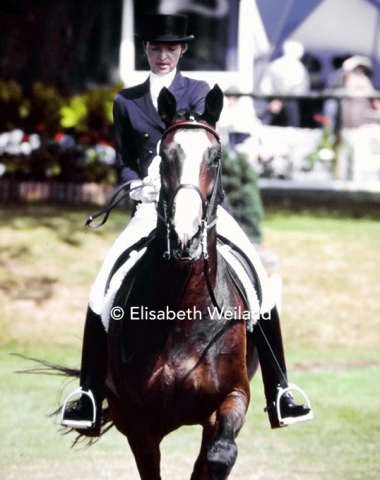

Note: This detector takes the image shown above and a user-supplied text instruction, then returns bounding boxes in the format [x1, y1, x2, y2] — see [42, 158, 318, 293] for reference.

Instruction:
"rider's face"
[145, 42, 187, 75]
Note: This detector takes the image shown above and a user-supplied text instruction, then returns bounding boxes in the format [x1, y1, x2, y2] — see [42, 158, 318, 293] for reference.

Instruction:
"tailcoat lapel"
[130, 71, 187, 129]
[168, 71, 187, 103]
[132, 78, 163, 126]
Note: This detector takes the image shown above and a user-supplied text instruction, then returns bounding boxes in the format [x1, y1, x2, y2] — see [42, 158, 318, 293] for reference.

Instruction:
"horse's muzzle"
[170, 226, 203, 261]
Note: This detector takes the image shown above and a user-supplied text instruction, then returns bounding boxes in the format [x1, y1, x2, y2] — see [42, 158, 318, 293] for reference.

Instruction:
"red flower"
[313, 114, 330, 126]
[54, 132, 65, 141]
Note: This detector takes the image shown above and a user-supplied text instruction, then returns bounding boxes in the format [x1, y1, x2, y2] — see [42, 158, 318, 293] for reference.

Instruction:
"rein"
[85, 119, 227, 317]
[85, 180, 137, 229]
[86, 120, 221, 232]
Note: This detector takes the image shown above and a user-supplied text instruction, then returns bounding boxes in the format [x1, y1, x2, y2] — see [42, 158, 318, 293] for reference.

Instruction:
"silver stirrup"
[276, 383, 314, 427]
[60, 387, 97, 429]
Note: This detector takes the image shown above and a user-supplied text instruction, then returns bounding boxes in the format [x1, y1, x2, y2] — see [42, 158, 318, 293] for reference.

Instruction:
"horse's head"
[157, 84, 224, 262]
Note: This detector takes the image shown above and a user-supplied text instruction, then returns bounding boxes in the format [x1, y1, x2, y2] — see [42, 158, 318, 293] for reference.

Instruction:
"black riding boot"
[255, 306, 312, 428]
[61, 307, 107, 435]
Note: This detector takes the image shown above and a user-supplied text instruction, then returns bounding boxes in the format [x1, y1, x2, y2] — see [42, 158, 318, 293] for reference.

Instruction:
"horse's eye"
[212, 154, 221, 166]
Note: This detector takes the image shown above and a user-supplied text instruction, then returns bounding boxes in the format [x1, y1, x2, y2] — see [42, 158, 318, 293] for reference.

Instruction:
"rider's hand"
[146, 154, 161, 190]
[129, 179, 159, 203]
[129, 154, 161, 203]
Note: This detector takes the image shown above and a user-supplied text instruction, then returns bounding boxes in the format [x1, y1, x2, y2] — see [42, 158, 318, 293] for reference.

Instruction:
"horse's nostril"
[181, 242, 189, 255]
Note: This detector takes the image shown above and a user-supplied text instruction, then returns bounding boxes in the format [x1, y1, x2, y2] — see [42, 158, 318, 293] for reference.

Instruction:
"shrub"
[0, 79, 29, 131]
[0, 80, 122, 184]
[222, 148, 264, 243]
[60, 82, 123, 142]
[26, 81, 64, 138]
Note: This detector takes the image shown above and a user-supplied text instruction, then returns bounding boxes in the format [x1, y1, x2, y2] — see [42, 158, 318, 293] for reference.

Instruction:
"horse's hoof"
[207, 438, 237, 478]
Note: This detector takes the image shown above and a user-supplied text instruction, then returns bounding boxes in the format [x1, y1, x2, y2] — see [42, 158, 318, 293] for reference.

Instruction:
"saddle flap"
[217, 243, 260, 331]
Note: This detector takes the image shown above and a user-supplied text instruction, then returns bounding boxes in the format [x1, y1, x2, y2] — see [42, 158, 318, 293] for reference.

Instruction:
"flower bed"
[0, 129, 117, 185]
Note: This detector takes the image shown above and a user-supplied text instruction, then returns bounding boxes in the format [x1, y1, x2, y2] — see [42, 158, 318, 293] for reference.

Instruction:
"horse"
[104, 85, 259, 480]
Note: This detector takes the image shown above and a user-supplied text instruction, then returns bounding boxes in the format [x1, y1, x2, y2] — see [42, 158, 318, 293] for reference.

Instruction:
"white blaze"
[172, 130, 211, 245]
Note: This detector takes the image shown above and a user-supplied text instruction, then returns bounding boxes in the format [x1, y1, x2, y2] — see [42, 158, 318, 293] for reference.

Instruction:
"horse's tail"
[14, 354, 114, 447]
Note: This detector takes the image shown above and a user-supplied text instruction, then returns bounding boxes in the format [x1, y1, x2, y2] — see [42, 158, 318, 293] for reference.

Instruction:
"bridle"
[84, 118, 228, 315]
[158, 119, 222, 261]
[162, 119, 221, 142]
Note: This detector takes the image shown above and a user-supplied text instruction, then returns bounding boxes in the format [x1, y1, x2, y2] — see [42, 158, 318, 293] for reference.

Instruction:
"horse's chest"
[145, 358, 218, 413]
[146, 325, 243, 400]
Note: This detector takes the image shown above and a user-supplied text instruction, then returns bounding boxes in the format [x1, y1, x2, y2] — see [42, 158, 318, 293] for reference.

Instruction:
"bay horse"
[105, 85, 258, 480]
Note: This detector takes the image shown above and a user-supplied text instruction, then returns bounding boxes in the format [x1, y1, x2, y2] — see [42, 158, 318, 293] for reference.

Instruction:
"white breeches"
[89, 203, 275, 315]
[89, 203, 157, 314]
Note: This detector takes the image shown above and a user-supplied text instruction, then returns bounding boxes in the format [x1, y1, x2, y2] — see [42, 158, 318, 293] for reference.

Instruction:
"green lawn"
[0, 204, 379, 479]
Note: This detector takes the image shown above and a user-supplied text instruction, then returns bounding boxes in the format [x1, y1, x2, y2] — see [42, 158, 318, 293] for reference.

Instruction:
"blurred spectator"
[300, 53, 325, 128]
[326, 54, 352, 90]
[302, 53, 325, 91]
[218, 86, 264, 244]
[341, 56, 380, 128]
[218, 86, 261, 163]
[217, 88, 283, 269]
[259, 40, 310, 127]
[324, 55, 380, 130]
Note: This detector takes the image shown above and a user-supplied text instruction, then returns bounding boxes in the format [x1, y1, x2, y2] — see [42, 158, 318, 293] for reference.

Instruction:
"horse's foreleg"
[191, 418, 216, 480]
[127, 432, 162, 480]
[206, 390, 249, 480]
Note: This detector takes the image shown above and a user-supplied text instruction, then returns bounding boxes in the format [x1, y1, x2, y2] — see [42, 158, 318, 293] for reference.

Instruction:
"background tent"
[255, 0, 380, 89]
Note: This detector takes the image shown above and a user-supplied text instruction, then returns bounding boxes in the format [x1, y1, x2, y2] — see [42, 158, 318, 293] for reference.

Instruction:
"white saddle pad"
[101, 244, 263, 332]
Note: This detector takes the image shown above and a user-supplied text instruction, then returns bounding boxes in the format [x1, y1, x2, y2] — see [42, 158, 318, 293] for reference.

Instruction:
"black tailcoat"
[113, 71, 210, 184]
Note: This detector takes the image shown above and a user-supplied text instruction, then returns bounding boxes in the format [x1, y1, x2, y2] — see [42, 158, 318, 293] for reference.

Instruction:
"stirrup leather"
[60, 387, 97, 429]
[276, 383, 313, 427]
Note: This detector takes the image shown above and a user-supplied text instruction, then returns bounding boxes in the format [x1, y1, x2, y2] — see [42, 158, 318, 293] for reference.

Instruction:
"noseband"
[160, 119, 222, 260]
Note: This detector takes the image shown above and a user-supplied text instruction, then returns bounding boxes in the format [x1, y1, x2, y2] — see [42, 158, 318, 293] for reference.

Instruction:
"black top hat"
[135, 13, 194, 43]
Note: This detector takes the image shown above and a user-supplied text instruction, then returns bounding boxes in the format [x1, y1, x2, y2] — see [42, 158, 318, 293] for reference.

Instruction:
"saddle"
[101, 232, 155, 331]
[217, 239, 261, 331]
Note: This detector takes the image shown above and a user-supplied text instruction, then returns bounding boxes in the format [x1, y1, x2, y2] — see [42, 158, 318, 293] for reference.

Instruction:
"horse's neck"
[154, 252, 217, 305]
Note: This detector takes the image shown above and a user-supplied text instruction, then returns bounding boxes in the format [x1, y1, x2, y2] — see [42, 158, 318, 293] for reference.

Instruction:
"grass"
[0, 203, 379, 479]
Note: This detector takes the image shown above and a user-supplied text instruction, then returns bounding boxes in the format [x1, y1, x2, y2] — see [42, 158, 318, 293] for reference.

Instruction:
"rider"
[61, 13, 312, 434]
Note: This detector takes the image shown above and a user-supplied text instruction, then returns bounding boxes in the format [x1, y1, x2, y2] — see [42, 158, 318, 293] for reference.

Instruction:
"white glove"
[129, 179, 158, 203]
[146, 154, 161, 191]
[129, 155, 161, 203]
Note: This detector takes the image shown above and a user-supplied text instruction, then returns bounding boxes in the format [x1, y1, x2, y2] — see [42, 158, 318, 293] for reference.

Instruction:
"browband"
[162, 120, 221, 142]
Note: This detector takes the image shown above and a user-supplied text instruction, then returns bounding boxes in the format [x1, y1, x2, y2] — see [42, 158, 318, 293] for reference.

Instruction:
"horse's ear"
[200, 84, 224, 127]
[158, 87, 177, 125]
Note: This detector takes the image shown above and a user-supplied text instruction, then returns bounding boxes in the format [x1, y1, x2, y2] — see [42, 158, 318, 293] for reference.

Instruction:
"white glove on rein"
[129, 153, 161, 203]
